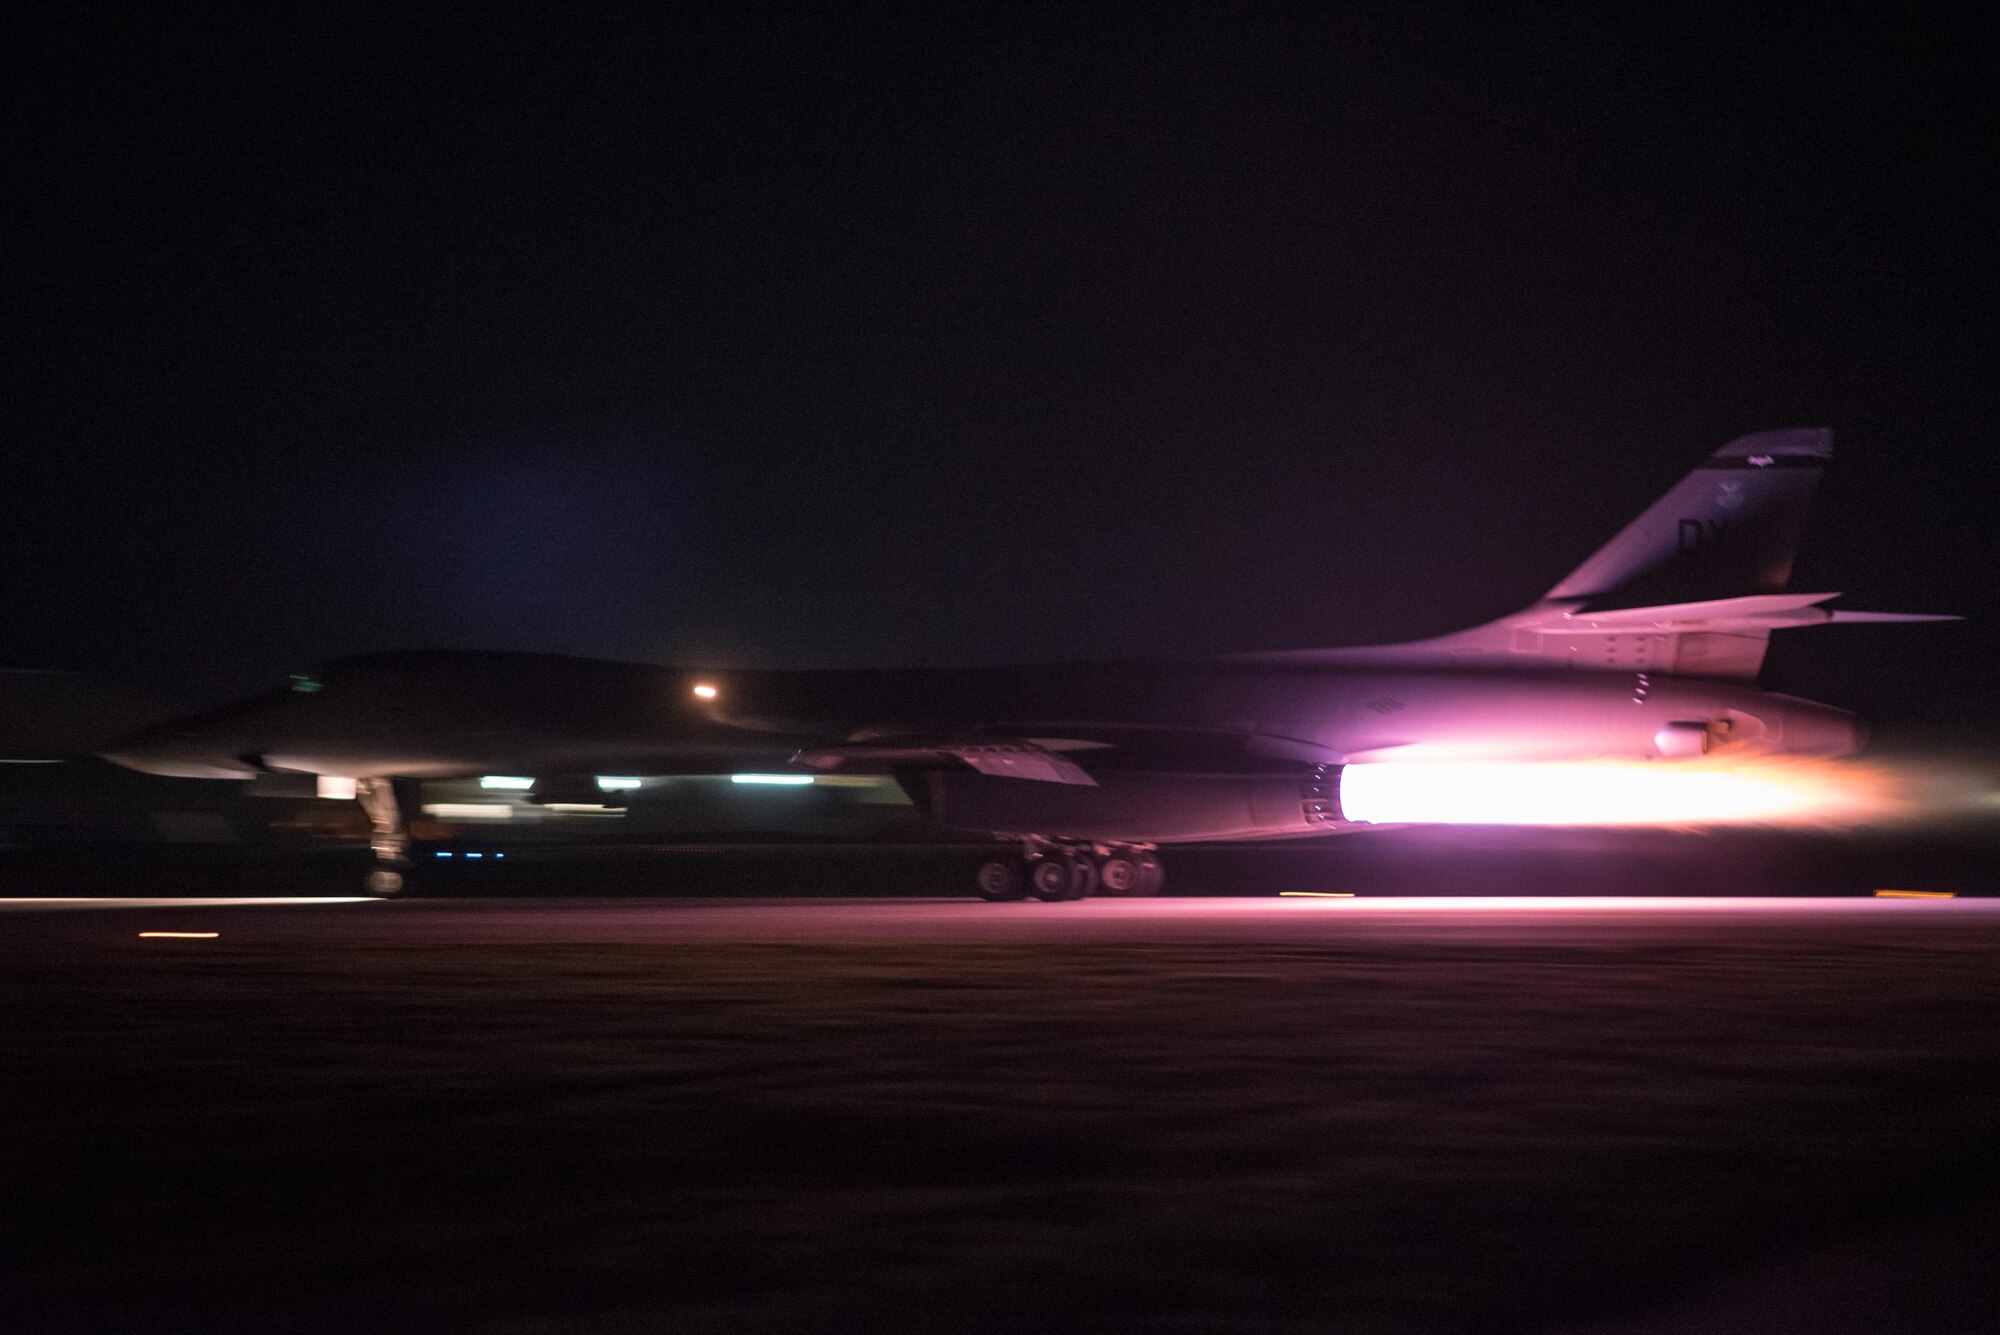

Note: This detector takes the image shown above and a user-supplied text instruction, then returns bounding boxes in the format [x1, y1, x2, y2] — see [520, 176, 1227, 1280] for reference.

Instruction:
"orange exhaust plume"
[1339, 757, 1942, 830]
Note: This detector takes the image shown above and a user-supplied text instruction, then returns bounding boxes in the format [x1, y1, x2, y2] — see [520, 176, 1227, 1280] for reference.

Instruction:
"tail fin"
[1543, 428, 1829, 607]
[1229, 429, 1956, 681]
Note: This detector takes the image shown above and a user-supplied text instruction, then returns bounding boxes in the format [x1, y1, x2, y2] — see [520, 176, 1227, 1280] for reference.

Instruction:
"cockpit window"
[289, 672, 325, 694]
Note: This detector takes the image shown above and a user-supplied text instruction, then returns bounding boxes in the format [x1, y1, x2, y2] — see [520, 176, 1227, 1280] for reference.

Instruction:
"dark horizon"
[7, 9, 1991, 728]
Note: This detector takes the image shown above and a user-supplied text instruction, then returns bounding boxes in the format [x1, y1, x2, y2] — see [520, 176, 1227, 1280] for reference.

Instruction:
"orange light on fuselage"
[691, 682, 718, 700]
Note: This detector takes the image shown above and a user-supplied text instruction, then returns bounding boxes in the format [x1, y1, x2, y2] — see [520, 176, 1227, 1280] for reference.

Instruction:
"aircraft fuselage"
[102, 648, 1860, 783]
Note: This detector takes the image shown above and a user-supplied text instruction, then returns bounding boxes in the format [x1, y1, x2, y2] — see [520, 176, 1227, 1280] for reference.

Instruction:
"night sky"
[6, 9, 1992, 728]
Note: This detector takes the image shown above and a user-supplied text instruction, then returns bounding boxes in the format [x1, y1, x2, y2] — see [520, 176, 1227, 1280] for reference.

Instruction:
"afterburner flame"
[1340, 758, 1916, 829]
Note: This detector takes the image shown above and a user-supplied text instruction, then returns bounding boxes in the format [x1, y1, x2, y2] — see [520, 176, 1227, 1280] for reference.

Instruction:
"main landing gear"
[356, 777, 422, 896]
[973, 843, 1164, 902]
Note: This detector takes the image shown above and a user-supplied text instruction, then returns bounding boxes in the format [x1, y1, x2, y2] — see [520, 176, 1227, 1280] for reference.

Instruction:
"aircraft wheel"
[1133, 852, 1165, 896]
[974, 857, 1027, 901]
[1097, 852, 1142, 896]
[364, 866, 408, 897]
[1027, 855, 1080, 901]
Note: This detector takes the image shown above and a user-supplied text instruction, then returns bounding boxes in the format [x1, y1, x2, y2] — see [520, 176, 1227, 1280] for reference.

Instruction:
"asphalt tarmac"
[7, 894, 2000, 1333]
[9, 891, 2000, 945]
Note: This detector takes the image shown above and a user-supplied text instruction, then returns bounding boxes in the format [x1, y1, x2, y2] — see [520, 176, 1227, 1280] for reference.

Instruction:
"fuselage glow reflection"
[1339, 759, 1911, 828]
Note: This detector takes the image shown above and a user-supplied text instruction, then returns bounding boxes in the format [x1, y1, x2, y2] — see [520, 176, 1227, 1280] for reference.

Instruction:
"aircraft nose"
[98, 722, 258, 779]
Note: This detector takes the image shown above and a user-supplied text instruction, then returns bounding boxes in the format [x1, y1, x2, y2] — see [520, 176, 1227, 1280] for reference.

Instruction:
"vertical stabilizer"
[1544, 428, 1830, 607]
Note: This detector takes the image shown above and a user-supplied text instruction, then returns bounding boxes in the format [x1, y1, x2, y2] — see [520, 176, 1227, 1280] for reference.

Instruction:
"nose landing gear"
[356, 777, 422, 897]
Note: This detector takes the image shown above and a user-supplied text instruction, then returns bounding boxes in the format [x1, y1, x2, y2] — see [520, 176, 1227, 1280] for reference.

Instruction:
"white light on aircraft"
[692, 682, 719, 700]
[422, 803, 516, 820]
[316, 776, 358, 800]
[1339, 760, 1905, 828]
[731, 773, 814, 786]
[479, 776, 535, 790]
[595, 776, 642, 791]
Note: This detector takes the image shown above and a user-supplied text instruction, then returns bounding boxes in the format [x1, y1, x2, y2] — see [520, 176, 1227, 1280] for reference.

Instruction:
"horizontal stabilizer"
[1825, 610, 1963, 624]
[1563, 592, 1845, 629]
[1565, 594, 1960, 629]
[1231, 590, 1958, 681]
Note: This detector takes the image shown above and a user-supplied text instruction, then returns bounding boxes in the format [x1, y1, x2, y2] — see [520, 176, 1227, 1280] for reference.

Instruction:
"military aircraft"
[102, 429, 1952, 898]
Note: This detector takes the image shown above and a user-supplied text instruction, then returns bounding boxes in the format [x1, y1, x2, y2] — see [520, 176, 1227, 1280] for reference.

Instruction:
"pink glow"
[1340, 758, 1916, 829]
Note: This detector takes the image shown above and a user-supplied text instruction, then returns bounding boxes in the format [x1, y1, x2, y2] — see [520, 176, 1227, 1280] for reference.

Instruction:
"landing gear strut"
[356, 777, 422, 896]
[972, 843, 1163, 902]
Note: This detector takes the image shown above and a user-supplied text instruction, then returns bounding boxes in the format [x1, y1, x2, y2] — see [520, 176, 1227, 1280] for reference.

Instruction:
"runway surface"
[8, 894, 2000, 1334]
[10, 892, 2000, 946]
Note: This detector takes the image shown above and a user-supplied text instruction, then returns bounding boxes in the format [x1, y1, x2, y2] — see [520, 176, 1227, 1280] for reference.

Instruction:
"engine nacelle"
[921, 767, 1346, 844]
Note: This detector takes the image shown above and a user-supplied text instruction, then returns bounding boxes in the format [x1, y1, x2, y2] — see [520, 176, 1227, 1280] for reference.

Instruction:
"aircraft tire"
[1096, 853, 1142, 895]
[364, 866, 408, 897]
[1133, 852, 1165, 896]
[1024, 852, 1094, 901]
[974, 857, 1027, 901]
[1027, 856, 1069, 901]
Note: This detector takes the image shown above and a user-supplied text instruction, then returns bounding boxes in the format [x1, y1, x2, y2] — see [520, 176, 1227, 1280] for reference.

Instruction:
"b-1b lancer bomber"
[104, 430, 1953, 897]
